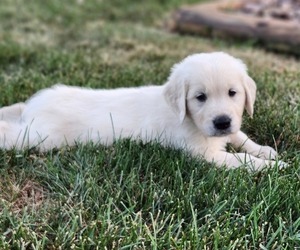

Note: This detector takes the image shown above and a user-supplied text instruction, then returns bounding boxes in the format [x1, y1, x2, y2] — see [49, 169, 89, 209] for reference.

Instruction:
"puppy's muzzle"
[213, 115, 232, 132]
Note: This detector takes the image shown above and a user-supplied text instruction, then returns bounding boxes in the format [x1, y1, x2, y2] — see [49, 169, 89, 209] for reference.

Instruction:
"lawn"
[0, 0, 299, 249]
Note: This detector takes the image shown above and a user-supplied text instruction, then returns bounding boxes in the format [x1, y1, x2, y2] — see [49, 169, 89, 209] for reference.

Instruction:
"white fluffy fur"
[0, 52, 285, 171]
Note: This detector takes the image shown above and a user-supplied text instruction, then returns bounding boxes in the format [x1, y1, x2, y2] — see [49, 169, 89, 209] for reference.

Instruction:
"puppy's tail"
[0, 121, 31, 149]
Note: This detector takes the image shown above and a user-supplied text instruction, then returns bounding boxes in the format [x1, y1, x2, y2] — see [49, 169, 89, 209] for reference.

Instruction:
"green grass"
[0, 0, 299, 249]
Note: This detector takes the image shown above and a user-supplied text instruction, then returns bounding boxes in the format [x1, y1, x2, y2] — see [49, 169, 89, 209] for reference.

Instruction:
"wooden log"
[169, 1, 300, 47]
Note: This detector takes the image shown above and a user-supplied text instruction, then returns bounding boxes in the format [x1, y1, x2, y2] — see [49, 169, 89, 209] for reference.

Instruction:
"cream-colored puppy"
[0, 52, 284, 171]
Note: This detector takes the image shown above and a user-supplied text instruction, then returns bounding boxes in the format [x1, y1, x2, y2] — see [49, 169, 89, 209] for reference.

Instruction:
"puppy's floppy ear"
[163, 75, 188, 123]
[243, 75, 257, 117]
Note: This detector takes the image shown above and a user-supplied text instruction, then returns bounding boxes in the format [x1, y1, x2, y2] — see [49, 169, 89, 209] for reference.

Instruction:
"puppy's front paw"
[257, 146, 277, 160]
[270, 160, 289, 170]
[248, 158, 289, 172]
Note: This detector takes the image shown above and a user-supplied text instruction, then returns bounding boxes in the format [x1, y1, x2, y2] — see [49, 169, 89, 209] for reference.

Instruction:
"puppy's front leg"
[208, 151, 275, 172]
[230, 131, 277, 160]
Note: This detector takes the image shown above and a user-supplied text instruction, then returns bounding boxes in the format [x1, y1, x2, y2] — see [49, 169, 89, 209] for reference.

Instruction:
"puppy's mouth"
[211, 129, 232, 137]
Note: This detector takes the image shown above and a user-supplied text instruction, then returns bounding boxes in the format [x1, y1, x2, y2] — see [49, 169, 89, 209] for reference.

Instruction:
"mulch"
[168, 0, 300, 53]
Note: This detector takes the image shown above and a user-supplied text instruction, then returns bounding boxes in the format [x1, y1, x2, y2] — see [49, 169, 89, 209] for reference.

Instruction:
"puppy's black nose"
[213, 115, 231, 130]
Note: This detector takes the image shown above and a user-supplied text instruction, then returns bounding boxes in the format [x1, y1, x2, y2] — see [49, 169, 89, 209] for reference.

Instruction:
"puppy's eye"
[228, 89, 236, 97]
[196, 93, 207, 102]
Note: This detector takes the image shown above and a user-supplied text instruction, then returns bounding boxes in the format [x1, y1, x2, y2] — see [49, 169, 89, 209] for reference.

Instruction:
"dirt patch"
[1, 180, 45, 213]
[13, 180, 44, 212]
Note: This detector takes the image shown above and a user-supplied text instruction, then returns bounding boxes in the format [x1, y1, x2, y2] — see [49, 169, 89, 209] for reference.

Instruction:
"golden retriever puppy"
[0, 52, 285, 171]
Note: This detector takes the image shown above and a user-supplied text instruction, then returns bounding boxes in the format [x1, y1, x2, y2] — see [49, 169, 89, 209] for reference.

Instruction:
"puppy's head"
[163, 52, 256, 137]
